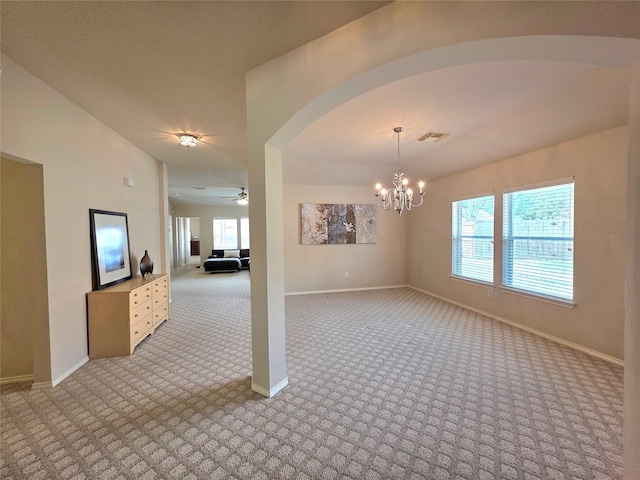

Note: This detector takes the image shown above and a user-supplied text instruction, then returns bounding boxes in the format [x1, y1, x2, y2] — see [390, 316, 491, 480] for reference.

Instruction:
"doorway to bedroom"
[169, 208, 250, 276]
[188, 217, 201, 266]
[173, 216, 200, 270]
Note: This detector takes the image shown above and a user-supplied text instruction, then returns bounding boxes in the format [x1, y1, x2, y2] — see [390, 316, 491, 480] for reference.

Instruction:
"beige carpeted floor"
[1, 268, 624, 479]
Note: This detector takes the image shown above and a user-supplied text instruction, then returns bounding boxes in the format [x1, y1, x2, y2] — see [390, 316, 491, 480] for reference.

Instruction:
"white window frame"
[240, 217, 250, 249]
[502, 178, 574, 303]
[451, 193, 495, 284]
[213, 218, 239, 250]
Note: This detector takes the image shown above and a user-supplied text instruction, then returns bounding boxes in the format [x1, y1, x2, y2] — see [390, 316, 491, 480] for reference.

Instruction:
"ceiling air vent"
[192, 186, 206, 190]
[418, 132, 450, 143]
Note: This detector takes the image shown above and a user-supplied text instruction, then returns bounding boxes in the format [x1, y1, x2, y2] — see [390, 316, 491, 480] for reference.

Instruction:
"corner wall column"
[248, 143, 288, 397]
[624, 60, 640, 480]
[0, 158, 52, 388]
[157, 160, 171, 276]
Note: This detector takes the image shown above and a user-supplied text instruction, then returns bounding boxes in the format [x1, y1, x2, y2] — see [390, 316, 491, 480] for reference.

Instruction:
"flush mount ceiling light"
[177, 133, 199, 147]
[374, 127, 425, 215]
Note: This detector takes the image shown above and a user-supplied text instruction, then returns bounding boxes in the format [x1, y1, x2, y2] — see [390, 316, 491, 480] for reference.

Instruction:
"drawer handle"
[134, 331, 138, 335]
[134, 314, 138, 318]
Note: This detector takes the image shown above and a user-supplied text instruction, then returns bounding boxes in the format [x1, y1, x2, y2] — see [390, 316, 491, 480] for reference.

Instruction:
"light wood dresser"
[86, 274, 169, 359]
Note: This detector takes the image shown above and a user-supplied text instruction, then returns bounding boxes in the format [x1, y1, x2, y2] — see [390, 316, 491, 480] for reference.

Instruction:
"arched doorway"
[245, 3, 640, 475]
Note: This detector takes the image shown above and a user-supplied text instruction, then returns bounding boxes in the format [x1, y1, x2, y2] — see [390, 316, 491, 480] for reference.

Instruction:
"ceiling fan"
[221, 187, 249, 205]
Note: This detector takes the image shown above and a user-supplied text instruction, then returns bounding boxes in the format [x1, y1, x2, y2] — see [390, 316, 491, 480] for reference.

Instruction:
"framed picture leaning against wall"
[89, 209, 132, 290]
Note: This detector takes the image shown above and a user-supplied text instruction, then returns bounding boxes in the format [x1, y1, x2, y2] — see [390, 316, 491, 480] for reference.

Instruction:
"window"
[452, 195, 494, 283]
[503, 180, 574, 301]
[240, 217, 250, 249]
[213, 217, 249, 250]
[213, 218, 238, 249]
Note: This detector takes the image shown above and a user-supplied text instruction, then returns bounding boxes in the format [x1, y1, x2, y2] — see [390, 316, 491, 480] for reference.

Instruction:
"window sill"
[449, 275, 494, 289]
[499, 286, 576, 309]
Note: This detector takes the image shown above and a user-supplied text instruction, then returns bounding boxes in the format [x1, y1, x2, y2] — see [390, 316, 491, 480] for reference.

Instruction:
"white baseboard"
[285, 284, 409, 296]
[52, 356, 89, 387]
[0, 374, 34, 385]
[410, 286, 624, 367]
[252, 377, 289, 398]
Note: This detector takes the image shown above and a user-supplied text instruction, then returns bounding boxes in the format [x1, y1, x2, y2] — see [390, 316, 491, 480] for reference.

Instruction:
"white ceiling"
[1, 1, 637, 207]
[284, 61, 631, 187]
[0, 0, 390, 206]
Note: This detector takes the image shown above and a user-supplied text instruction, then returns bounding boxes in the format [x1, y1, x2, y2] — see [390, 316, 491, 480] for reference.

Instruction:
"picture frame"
[89, 209, 132, 290]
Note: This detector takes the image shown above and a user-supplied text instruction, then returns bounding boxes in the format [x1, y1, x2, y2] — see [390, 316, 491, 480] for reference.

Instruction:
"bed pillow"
[224, 249, 240, 258]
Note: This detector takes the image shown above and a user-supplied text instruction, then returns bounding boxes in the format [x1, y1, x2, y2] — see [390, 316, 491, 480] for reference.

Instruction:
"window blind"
[452, 195, 494, 283]
[502, 181, 574, 301]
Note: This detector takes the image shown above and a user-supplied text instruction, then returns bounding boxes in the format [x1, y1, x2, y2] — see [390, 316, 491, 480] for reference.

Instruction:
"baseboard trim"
[251, 377, 289, 398]
[410, 286, 624, 367]
[52, 356, 90, 387]
[31, 381, 53, 390]
[0, 374, 34, 385]
[285, 284, 409, 296]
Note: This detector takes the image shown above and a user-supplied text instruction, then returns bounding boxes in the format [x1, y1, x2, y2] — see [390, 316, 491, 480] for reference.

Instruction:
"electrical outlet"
[344, 271, 349, 278]
[487, 289, 493, 298]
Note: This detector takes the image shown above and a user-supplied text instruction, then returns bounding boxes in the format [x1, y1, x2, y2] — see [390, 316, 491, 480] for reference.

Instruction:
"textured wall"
[1, 56, 164, 385]
[408, 126, 628, 361]
[284, 185, 408, 293]
[624, 60, 640, 480]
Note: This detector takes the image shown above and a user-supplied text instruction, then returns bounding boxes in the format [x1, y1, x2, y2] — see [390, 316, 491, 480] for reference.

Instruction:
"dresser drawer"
[130, 300, 152, 324]
[130, 285, 153, 308]
[153, 282, 168, 296]
[153, 289, 169, 306]
[131, 313, 152, 344]
[153, 301, 169, 326]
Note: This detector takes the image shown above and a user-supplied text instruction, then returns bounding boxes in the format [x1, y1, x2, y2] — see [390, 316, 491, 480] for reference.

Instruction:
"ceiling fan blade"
[218, 187, 248, 201]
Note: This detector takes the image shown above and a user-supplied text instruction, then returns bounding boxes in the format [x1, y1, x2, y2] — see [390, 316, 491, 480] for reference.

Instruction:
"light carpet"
[1, 268, 624, 479]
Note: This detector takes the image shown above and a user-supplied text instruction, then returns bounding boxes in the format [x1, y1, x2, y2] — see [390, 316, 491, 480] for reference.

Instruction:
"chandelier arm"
[410, 194, 425, 208]
[375, 194, 392, 210]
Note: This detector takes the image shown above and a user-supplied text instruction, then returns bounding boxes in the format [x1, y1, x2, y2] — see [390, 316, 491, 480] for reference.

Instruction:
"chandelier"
[374, 127, 425, 215]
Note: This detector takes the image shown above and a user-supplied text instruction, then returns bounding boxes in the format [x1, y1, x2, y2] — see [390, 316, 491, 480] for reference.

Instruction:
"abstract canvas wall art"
[301, 203, 377, 245]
